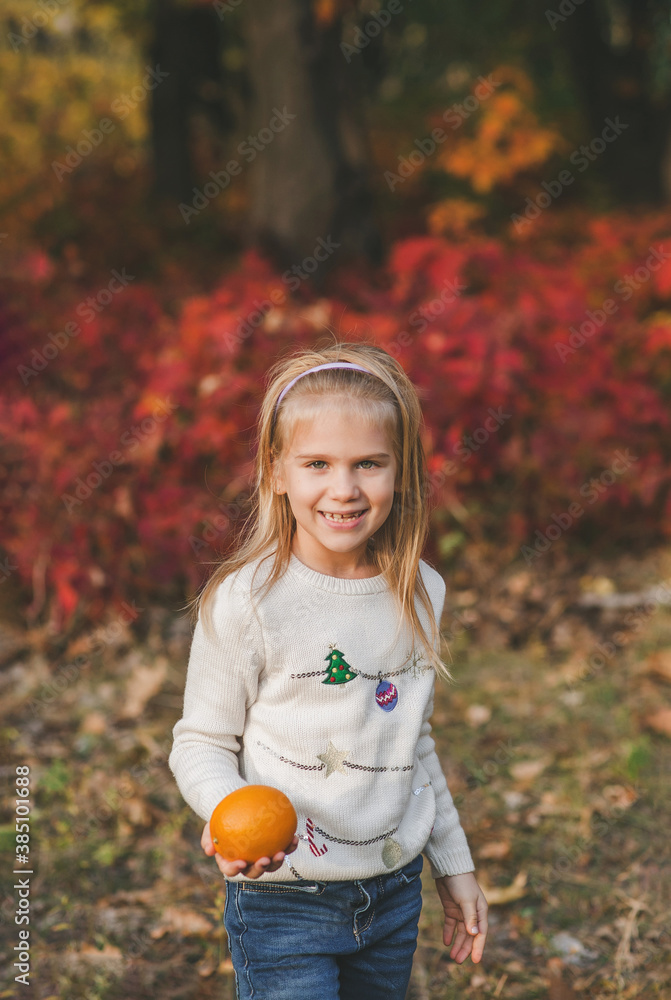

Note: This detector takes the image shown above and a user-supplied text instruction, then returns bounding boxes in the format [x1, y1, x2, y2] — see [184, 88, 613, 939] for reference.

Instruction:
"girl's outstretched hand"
[201, 821, 300, 880]
[434, 872, 488, 964]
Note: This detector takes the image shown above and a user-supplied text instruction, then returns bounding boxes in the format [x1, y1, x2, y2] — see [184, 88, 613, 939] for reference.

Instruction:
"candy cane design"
[305, 817, 328, 857]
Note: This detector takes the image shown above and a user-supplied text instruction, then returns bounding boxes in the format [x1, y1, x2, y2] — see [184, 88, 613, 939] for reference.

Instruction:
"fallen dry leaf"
[505, 571, 532, 596]
[466, 703, 492, 726]
[640, 649, 671, 683]
[602, 784, 637, 810]
[454, 589, 478, 606]
[510, 757, 552, 782]
[503, 789, 528, 810]
[579, 574, 615, 595]
[546, 957, 578, 1000]
[65, 943, 125, 967]
[479, 870, 528, 905]
[119, 659, 168, 719]
[150, 906, 215, 939]
[505, 960, 524, 973]
[643, 707, 671, 737]
[80, 711, 107, 735]
[477, 840, 511, 860]
[122, 796, 153, 826]
[197, 957, 217, 977]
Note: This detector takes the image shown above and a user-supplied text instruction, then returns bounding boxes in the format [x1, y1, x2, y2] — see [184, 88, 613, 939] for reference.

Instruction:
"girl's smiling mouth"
[319, 509, 368, 527]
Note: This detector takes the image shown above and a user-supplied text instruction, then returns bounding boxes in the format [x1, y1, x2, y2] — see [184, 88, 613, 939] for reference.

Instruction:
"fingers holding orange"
[216, 852, 281, 880]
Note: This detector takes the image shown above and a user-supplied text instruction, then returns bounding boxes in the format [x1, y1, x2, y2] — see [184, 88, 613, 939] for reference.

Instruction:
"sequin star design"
[317, 740, 349, 778]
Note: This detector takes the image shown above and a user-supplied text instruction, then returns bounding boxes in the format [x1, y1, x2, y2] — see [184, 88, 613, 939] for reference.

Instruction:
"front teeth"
[322, 511, 364, 521]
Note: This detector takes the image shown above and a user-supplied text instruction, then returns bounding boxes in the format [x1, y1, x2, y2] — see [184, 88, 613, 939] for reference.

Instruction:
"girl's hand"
[434, 871, 488, 964]
[201, 821, 300, 880]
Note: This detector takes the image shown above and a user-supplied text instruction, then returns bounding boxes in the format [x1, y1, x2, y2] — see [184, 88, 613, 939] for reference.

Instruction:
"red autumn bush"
[2, 206, 671, 632]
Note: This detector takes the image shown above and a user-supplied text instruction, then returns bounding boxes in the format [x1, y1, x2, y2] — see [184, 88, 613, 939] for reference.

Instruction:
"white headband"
[273, 362, 378, 415]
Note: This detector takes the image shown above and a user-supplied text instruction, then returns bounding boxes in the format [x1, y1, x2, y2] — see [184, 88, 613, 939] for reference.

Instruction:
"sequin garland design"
[256, 740, 414, 776]
[290, 645, 430, 714]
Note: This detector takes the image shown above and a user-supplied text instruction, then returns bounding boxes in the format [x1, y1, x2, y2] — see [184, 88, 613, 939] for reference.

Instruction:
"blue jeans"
[223, 852, 424, 1000]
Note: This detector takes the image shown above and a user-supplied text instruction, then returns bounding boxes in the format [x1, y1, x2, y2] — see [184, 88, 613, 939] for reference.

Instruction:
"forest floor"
[1, 540, 670, 1000]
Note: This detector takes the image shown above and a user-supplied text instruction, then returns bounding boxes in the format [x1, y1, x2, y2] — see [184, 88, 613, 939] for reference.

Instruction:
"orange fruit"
[210, 784, 297, 863]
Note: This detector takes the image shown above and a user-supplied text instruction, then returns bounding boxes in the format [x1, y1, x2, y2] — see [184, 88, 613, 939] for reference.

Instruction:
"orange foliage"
[435, 65, 567, 193]
[427, 198, 487, 238]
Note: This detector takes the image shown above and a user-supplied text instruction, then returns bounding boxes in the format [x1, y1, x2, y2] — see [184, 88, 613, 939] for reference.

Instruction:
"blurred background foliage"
[1, 0, 671, 631]
[2, 0, 671, 278]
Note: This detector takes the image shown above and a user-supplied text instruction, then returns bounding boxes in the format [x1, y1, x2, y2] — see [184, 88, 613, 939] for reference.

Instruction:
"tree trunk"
[148, 0, 223, 205]
[243, 0, 382, 277]
[560, 0, 671, 205]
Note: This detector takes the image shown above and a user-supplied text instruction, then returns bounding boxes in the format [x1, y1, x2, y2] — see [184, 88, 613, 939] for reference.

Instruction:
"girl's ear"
[271, 460, 286, 495]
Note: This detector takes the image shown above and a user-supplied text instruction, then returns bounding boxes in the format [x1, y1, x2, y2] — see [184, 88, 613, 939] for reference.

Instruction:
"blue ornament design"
[375, 680, 398, 712]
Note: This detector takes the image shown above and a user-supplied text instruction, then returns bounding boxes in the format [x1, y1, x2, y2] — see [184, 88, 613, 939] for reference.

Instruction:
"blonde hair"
[185, 339, 453, 682]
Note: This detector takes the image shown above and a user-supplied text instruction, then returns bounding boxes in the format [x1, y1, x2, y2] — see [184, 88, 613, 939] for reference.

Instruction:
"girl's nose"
[327, 477, 361, 502]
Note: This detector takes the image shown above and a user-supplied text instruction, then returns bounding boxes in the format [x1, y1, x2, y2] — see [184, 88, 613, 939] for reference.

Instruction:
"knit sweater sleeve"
[418, 572, 476, 878]
[168, 573, 264, 823]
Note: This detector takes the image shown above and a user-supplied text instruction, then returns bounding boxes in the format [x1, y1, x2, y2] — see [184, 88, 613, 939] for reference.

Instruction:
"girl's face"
[273, 402, 400, 576]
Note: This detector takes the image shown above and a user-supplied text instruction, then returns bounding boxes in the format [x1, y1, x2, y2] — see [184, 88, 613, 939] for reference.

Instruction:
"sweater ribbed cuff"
[426, 845, 476, 879]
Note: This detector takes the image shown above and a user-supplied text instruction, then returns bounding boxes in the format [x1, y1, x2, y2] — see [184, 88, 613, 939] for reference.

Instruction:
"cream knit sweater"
[169, 550, 475, 883]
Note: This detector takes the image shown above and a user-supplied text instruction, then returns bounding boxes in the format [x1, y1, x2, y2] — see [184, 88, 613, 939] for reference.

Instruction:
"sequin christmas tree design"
[322, 647, 358, 685]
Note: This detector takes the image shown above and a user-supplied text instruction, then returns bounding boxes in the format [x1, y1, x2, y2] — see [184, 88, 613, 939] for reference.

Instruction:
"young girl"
[169, 342, 488, 999]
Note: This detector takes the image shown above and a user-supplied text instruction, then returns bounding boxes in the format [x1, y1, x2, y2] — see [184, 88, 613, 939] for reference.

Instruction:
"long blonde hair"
[186, 339, 453, 682]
